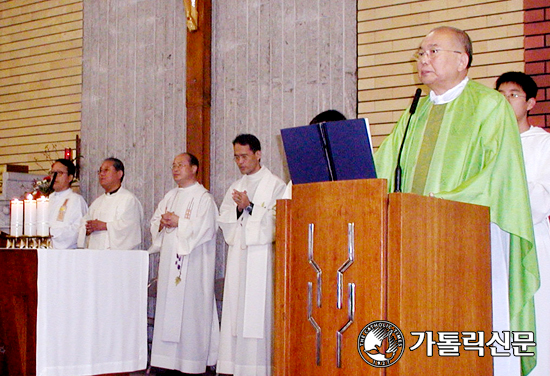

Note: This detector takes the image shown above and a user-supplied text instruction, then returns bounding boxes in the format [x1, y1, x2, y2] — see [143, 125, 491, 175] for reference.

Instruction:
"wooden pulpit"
[274, 179, 493, 375]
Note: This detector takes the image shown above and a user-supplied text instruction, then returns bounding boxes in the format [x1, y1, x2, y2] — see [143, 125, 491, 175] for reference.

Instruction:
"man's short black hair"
[104, 157, 125, 182]
[54, 158, 76, 177]
[309, 110, 347, 125]
[232, 134, 261, 153]
[496, 71, 538, 100]
[184, 152, 199, 171]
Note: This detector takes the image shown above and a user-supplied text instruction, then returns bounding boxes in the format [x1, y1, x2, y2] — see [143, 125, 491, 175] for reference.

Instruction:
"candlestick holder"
[3, 235, 52, 249]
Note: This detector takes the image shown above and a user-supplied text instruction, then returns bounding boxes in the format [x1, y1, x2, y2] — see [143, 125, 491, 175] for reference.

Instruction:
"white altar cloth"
[36, 249, 149, 376]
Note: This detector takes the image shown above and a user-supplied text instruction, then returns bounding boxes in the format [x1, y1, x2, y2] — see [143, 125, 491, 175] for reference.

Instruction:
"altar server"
[217, 134, 286, 376]
[78, 157, 143, 250]
[150, 152, 219, 373]
[48, 158, 88, 249]
[497, 71, 550, 376]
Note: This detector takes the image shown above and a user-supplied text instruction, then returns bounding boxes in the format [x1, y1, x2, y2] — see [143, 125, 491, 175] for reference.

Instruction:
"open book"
[281, 118, 376, 184]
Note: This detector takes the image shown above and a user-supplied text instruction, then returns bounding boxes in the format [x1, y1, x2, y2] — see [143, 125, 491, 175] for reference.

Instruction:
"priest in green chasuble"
[375, 26, 539, 376]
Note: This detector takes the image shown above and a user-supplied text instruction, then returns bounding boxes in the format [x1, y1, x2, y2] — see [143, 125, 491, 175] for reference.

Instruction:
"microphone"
[46, 172, 58, 195]
[393, 88, 422, 193]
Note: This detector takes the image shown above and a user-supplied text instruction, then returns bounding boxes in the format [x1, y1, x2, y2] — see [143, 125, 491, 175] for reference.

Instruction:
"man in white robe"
[48, 159, 88, 249]
[150, 152, 219, 374]
[78, 157, 143, 250]
[218, 134, 286, 376]
[497, 71, 550, 376]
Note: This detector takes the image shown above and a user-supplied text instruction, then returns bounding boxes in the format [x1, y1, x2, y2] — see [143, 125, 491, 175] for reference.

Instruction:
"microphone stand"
[47, 172, 58, 195]
[394, 88, 422, 193]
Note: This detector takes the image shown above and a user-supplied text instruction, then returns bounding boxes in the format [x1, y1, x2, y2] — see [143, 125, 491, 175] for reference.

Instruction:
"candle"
[10, 198, 24, 237]
[64, 148, 72, 160]
[24, 194, 37, 236]
[36, 196, 49, 236]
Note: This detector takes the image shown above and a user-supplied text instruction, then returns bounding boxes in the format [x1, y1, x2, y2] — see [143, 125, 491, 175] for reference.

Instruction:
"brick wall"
[525, 0, 550, 130]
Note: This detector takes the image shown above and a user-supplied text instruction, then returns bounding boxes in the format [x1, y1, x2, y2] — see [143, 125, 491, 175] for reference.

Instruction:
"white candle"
[10, 198, 24, 237]
[24, 194, 37, 236]
[36, 196, 49, 236]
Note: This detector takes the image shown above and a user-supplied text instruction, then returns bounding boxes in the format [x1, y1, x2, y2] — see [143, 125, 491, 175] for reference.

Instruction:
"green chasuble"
[375, 79, 540, 375]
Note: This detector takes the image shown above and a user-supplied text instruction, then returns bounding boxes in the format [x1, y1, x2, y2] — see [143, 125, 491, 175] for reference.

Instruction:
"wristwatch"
[245, 203, 254, 214]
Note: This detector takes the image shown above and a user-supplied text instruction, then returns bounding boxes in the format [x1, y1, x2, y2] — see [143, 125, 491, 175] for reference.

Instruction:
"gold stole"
[410, 103, 447, 195]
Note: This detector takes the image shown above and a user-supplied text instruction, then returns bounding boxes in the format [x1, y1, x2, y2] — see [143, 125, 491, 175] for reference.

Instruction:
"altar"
[0, 248, 149, 376]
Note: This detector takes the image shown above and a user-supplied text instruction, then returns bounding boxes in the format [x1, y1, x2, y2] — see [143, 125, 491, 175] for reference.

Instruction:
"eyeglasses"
[413, 48, 463, 61]
[171, 163, 190, 170]
[500, 92, 526, 100]
[49, 170, 67, 176]
[97, 168, 112, 175]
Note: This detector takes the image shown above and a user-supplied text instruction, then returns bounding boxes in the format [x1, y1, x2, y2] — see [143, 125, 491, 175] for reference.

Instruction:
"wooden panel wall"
[358, 0, 525, 147]
[0, 0, 83, 174]
[80, 0, 187, 248]
[210, 0, 358, 201]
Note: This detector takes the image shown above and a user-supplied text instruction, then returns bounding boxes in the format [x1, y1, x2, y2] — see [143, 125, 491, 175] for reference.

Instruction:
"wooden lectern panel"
[275, 179, 388, 376]
[275, 181, 493, 375]
[0, 248, 38, 376]
[386, 193, 492, 375]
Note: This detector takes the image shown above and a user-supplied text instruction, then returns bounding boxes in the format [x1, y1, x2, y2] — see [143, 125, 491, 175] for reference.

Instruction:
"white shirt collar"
[51, 188, 71, 198]
[244, 165, 265, 182]
[177, 181, 199, 190]
[429, 77, 469, 105]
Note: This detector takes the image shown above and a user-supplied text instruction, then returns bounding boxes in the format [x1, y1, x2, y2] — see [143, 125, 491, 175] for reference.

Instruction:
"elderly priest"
[149, 152, 219, 374]
[374, 26, 539, 376]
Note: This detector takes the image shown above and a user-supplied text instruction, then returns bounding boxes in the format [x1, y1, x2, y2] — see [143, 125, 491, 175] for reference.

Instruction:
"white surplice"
[77, 187, 144, 250]
[521, 126, 550, 376]
[48, 188, 88, 249]
[149, 182, 219, 373]
[217, 166, 286, 376]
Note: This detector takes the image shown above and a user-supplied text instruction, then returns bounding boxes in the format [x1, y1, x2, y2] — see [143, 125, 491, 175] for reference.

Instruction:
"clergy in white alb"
[78, 158, 143, 250]
[217, 134, 286, 376]
[149, 153, 219, 374]
[497, 71, 550, 376]
[48, 159, 88, 249]
[522, 126, 550, 376]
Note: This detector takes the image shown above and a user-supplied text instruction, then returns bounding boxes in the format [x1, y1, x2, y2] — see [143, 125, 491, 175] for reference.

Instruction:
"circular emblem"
[357, 320, 405, 368]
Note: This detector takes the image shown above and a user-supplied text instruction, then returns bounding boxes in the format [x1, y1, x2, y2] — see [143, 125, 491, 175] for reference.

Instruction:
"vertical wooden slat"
[186, 0, 212, 189]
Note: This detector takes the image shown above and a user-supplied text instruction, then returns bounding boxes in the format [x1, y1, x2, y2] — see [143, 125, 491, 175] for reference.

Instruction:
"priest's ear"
[191, 164, 198, 176]
[255, 150, 262, 163]
[457, 52, 469, 72]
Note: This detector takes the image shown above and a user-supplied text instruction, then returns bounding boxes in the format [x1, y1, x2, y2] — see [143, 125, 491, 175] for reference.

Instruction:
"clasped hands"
[159, 211, 180, 231]
[85, 219, 107, 235]
[232, 189, 250, 212]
